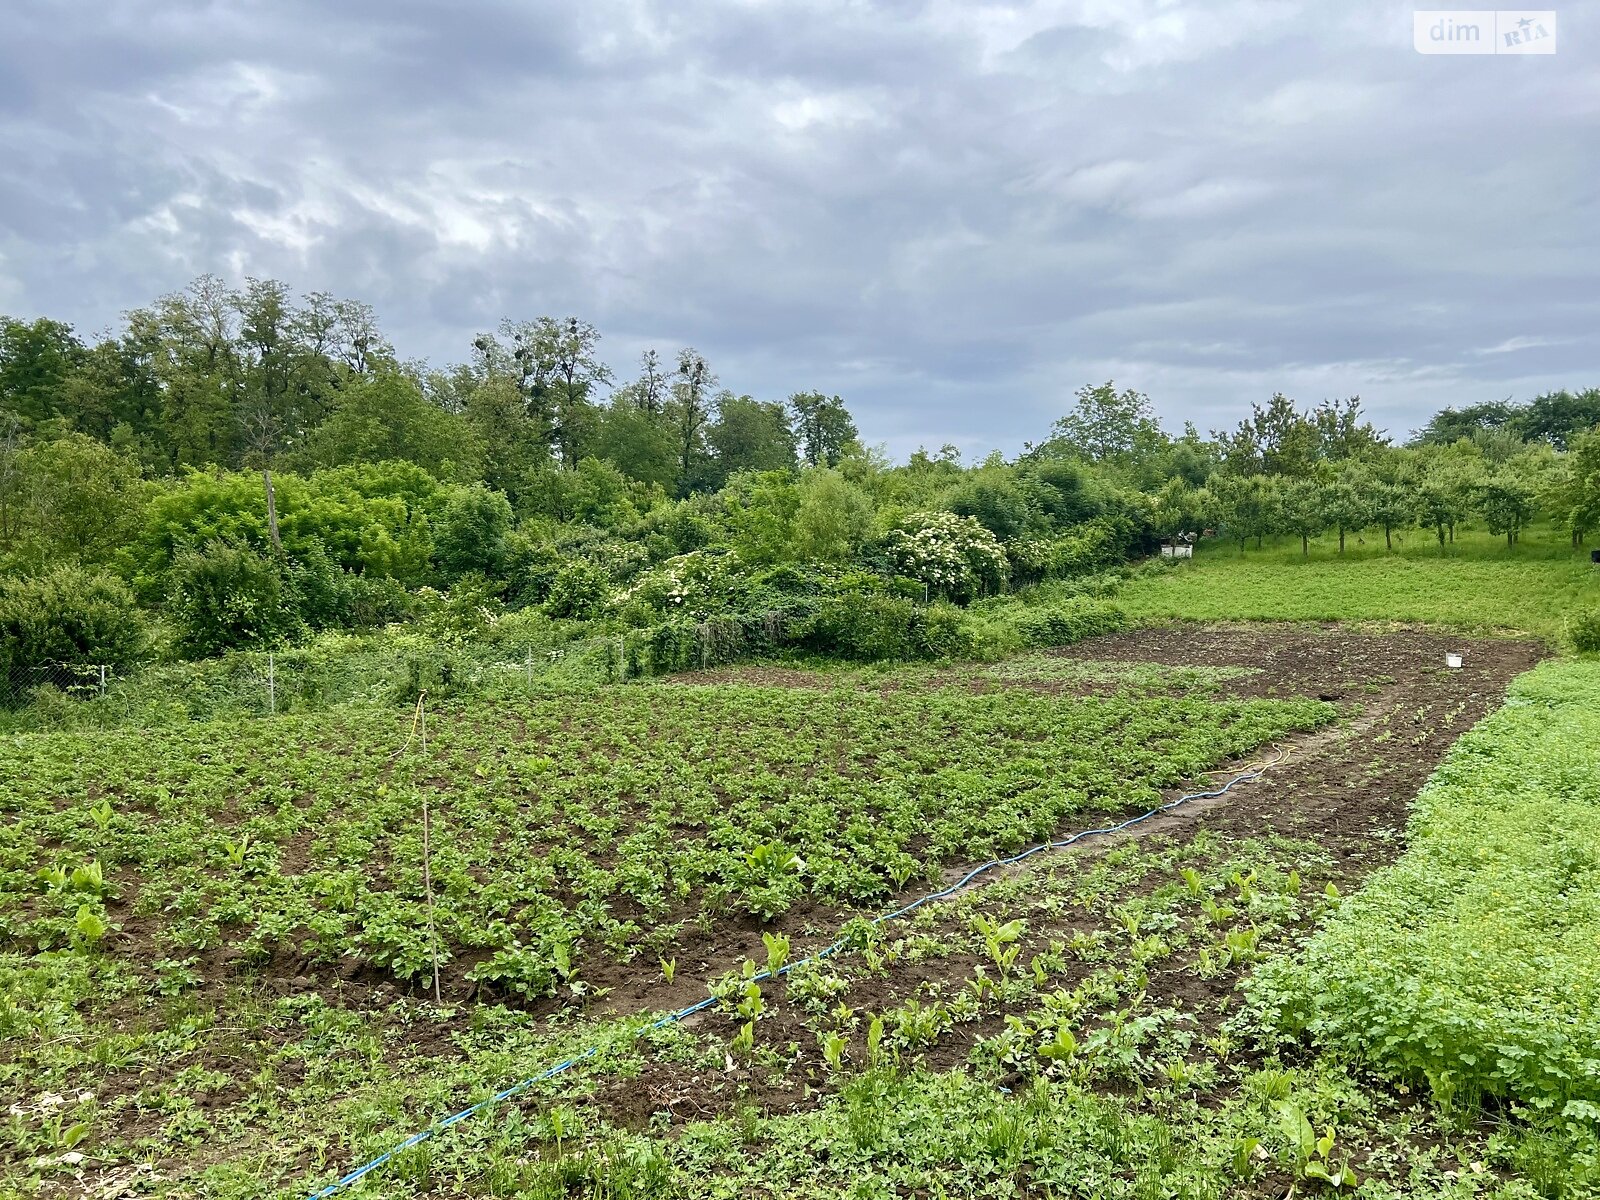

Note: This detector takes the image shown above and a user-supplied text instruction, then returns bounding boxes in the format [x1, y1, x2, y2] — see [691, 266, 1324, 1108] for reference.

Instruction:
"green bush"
[341, 572, 415, 628]
[433, 485, 512, 581]
[912, 601, 973, 659]
[395, 650, 467, 704]
[1567, 606, 1600, 653]
[1262, 660, 1600, 1116]
[0, 567, 147, 700]
[801, 594, 917, 660]
[167, 541, 304, 658]
[1012, 598, 1128, 648]
[619, 608, 796, 677]
[544, 559, 611, 619]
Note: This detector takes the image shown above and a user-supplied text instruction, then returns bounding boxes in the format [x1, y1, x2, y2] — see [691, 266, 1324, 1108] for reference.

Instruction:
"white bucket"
[1446, 653, 1463, 669]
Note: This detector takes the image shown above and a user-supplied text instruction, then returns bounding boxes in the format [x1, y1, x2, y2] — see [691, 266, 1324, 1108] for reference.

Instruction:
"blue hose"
[304, 764, 1266, 1198]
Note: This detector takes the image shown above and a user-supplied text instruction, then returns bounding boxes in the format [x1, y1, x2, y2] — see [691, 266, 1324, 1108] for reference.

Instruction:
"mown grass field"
[1117, 530, 1600, 639]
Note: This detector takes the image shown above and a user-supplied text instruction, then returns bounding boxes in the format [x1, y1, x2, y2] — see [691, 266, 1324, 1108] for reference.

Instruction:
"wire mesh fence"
[0, 662, 114, 708]
[0, 636, 619, 734]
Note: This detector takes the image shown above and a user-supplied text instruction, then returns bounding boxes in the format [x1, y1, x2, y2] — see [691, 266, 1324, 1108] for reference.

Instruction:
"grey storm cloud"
[0, 0, 1596, 457]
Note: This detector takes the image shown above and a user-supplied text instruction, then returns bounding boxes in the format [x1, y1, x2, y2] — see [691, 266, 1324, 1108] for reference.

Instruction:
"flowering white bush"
[885, 512, 1008, 601]
[612, 550, 744, 620]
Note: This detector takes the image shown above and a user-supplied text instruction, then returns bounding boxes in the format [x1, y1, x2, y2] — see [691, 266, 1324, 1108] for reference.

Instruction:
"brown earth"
[25, 623, 1545, 1195]
[586, 623, 1544, 1133]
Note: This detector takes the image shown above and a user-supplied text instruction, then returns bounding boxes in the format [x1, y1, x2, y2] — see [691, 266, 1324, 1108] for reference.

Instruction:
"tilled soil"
[30, 623, 1546, 1195]
[588, 623, 1544, 1132]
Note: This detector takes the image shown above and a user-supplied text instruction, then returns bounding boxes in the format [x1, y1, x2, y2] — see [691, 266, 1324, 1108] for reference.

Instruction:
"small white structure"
[1446, 653, 1463, 669]
[1160, 544, 1194, 559]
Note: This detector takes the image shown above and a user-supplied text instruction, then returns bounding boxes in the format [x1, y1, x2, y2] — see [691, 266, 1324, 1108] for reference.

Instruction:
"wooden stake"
[415, 691, 442, 1004]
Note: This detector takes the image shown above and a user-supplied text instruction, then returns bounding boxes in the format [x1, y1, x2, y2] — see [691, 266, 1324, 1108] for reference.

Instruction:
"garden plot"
[0, 625, 1542, 1198]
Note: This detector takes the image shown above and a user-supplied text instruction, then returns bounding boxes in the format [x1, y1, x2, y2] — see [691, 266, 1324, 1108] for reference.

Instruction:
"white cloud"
[1477, 335, 1573, 356]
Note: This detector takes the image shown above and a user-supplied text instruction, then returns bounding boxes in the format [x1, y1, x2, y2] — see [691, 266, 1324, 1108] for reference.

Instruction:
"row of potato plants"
[0, 680, 1331, 1002]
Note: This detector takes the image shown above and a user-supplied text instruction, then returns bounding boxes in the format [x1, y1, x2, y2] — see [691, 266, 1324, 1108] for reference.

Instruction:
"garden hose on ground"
[304, 752, 1284, 1199]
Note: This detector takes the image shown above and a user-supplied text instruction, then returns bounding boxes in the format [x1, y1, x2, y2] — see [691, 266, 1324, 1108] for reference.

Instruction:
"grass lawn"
[1116, 527, 1600, 639]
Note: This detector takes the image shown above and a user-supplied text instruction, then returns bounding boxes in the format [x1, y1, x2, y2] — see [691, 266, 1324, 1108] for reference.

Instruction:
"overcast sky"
[0, 1, 1595, 458]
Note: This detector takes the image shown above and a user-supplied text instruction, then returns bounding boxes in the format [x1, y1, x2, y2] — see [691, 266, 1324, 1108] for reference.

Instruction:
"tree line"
[1, 273, 1597, 681]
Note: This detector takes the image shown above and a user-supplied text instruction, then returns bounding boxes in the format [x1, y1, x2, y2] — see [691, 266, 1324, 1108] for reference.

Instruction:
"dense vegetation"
[3, 277, 1600, 711]
[1272, 659, 1600, 1117]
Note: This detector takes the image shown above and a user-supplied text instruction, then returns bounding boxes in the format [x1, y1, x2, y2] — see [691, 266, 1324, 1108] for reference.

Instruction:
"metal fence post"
[98, 665, 107, 699]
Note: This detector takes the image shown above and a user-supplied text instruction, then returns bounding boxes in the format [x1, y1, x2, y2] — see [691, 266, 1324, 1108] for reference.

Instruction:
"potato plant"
[0, 681, 1330, 1006]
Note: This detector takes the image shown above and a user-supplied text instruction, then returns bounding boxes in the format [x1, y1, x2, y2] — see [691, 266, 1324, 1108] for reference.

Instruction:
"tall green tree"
[670, 349, 717, 492]
[234, 278, 301, 552]
[1410, 400, 1517, 447]
[463, 376, 542, 502]
[1216, 395, 1384, 479]
[1516, 389, 1600, 450]
[706, 395, 797, 485]
[591, 401, 677, 488]
[789, 391, 859, 468]
[298, 370, 477, 478]
[0, 317, 85, 426]
[541, 317, 611, 469]
[1042, 381, 1165, 467]
[132, 275, 239, 468]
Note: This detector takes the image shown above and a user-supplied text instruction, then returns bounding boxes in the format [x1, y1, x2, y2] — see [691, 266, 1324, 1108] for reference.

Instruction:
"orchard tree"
[1322, 463, 1375, 553]
[1209, 473, 1280, 550]
[1474, 472, 1536, 547]
[1369, 459, 1419, 551]
[1561, 426, 1600, 543]
[1150, 477, 1204, 544]
[1415, 457, 1476, 546]
[1278, 477, 1325, 556]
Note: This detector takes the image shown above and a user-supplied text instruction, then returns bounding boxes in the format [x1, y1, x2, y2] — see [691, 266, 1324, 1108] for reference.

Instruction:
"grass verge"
[1262, 658, 1600, 1118]
[1115, 531, 1600, 639]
